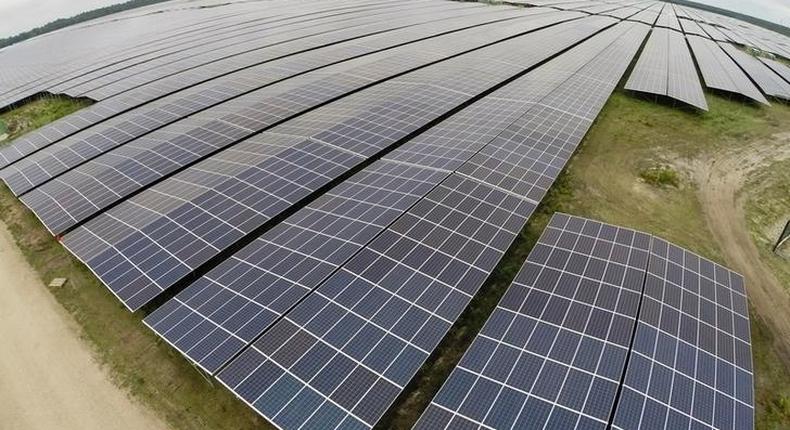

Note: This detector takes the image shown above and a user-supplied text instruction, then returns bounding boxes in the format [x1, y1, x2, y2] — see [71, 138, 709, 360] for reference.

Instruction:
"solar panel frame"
[625, 28, 708, 110]
[0, 0, 489, 170]
[417, 213, 754, 430]
[57, 14, 611, 310]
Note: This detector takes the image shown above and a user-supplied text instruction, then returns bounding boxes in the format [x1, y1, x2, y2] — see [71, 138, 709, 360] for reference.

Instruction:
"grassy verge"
[0, 95, 92, 144]
[0, 92, 788, 430]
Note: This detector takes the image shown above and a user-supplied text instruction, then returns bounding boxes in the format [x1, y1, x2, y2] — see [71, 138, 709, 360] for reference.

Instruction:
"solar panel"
[0, 0, 261, 107]
[759, 57, 790, 84]
[687, 35, 769, 105]
[0, 5, 526, 196]
[417, 213, 754, 430]
[58, 14, 610, 310]
[626, 28, 708, 110]
[625, 29, 668, 98]
[699, 22, 729, 42]
[415, 213, 651, 430]
[215, 21, 648, 430]
[143, 17, 642, 375]
[25, 11, 593, 236]
[719, 43, 790, 101]
[612, 238, 753, 430]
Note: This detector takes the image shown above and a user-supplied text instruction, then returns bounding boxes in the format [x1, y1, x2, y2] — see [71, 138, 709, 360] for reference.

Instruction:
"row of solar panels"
[514, 0, 790, 60]
[513, 1, 790, 109]
[416, 213, 753, 430]
[0, 1, 758, 429]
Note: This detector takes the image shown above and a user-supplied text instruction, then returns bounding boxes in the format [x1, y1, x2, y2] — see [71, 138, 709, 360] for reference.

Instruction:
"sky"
[0, 0, 127, 38]
[698, 0, 790, 27]
[0, 0, 789, 39]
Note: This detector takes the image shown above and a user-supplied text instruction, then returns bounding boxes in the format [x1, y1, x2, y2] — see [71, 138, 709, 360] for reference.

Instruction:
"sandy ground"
[690, 132, 790, 364]
[0, 221, 169, 430]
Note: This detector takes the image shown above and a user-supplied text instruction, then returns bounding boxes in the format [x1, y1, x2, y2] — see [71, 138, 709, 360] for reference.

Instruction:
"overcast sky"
[0, 0, 789, 39]
[0, 0, 127, 38]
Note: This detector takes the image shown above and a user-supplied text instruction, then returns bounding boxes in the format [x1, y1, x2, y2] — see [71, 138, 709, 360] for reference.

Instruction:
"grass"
[743, 156, 790, 291]
[0, 91, 789, 430]
[639, 165, 680, 188]
[0, 95, 92, 145]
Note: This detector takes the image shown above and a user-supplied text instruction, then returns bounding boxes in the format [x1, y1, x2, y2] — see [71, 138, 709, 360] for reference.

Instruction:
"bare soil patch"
[687, 132, 790, 363]
[0, 220, 169, 430]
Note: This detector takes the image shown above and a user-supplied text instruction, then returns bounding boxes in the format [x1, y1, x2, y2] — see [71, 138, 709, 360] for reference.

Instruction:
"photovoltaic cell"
[0, 0, 482, 170]
[0, 5, 525, 195]
[69, 1, 479, 100]
[655, 4, 681, 32]
[759, 57, 790, 84]
[415, 213, 652, 430]
[680, 19, 708, 38]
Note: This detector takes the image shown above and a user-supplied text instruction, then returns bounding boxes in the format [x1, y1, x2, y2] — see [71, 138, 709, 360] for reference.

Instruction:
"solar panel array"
[143, 16, 645, 374]
[212, 20, 649, 430]
[686, 35, 769, 105]
[626, 28, 708, 110]
[60, 12, 608, 311]
[416, 213, 754, 430]
[0, 0, 772, 429]
[719, 43, 790, 101]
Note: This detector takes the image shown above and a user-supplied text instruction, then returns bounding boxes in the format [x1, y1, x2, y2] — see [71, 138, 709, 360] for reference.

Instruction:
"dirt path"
[0, 221, 169, 430]
[690, 132, 790, 364]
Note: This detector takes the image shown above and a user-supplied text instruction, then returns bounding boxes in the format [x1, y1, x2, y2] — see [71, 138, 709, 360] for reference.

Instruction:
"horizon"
[1, 0, 789, 40]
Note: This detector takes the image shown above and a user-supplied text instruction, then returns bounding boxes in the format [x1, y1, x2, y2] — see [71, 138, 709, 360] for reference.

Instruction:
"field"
[0, 91, 788, 429]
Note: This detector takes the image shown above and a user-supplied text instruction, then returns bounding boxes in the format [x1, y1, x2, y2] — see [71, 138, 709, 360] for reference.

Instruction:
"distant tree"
[0, 0, 170, 50]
